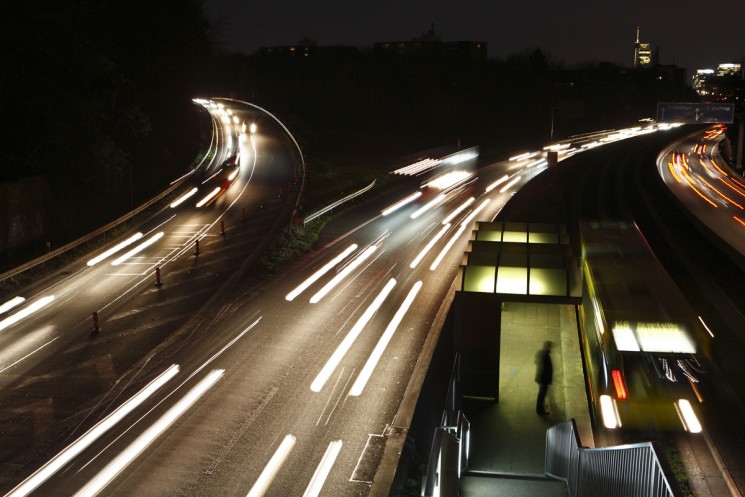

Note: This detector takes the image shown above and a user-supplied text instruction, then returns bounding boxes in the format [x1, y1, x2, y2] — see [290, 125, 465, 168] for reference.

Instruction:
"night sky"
[205, 0, 744, 72]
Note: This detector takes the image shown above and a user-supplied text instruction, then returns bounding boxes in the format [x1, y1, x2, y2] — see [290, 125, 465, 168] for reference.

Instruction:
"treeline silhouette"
[0, 1, 697, 261]
[0, 0, 211, 258]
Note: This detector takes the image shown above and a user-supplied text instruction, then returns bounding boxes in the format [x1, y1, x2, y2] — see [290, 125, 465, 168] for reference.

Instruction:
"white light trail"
[422, 171, 472, 190]
[87, 233, 144, 266]
[0, 296, 25, 315]
[110, 232, 164, 266]
[286, 245, 358, 301]
[196, 187, 221, 207]
[0, 295, 55, 332]
[311, 278, 396, 392]
[74, 369, 224, 497]
[499, 176, 521, 193]
[246, 434, 297, 497]
[309, 245, 378, 304]
[442, 197, 475, 224]
[509, 151, 540, 161]
[170, 187, 198, 208]
[7, 365, 179, 497]
[411, 194, 445, 219]
[461, 198, 491, 227]
[349, 281, 422, 396]
[410, 224, 450, 269]
[429, 224, 467, 270]
[392, 158, 440, 176]
[381, 191, 422, 216]
[485, 175, 509, 193]
[303, 440, 343, 497]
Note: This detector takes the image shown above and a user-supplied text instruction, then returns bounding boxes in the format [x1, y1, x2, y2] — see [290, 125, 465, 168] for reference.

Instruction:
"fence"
[545, 420, 681, 497]
[303, 180, 376, 225]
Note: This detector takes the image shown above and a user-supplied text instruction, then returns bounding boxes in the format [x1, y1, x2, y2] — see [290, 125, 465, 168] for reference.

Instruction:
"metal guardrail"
[421, 410, 471, 497]
[303, 179, 376, 225]
[545, 420, 681, 497]
[0, 111, 218, 287]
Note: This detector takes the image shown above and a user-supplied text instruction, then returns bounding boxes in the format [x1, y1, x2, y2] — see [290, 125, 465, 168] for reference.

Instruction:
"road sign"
[657, 102, 734, 124]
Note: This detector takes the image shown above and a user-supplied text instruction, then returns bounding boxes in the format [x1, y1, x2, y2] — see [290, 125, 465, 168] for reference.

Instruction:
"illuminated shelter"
[453, 222, 582, 400]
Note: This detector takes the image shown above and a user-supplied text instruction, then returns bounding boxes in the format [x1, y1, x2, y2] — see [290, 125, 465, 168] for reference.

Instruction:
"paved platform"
[460, 302, 593, 496]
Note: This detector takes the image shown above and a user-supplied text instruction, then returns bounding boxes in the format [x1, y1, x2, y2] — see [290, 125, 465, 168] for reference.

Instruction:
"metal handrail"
[303, 179, 376, 225]
[0, 110, 217, 286]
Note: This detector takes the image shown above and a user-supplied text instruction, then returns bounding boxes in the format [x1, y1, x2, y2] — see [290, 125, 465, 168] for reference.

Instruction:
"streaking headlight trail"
[309, 245, 378, 304]
[442, 197, 475, 225]
[0, 296, 25, 315]
[87, 233, 144, 266]
[286, 244, 358, 301]
[410, 224, 451, 269]
[0, 295, 55, 332]
[311, 278, 397, 392]
[246, 434, 297, 497]
[196, 187, 221, 208]
[170, 187, 198, 208]
[349, 281, 422, 396]
[381, 192, 422, 216]
[110, 232, 164, 266]
[6, 365, 180, 497]
[73, 369, 224, 497]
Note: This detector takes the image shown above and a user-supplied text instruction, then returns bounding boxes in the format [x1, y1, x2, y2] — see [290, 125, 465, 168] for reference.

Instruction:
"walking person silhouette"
[535, 341, 553, 415]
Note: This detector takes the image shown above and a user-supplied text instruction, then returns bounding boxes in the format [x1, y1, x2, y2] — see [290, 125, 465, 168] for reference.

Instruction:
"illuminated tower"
[633, 27, 653, 68]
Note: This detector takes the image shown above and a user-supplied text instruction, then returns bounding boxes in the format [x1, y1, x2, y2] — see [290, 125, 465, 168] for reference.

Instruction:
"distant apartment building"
[633, 27, 656, 68]
[693, 63, 744, 102]
[374, 25, 487, 60]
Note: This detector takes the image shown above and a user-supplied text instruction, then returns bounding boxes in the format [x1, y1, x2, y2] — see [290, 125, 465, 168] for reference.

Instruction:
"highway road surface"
[0, 107, 671, 496]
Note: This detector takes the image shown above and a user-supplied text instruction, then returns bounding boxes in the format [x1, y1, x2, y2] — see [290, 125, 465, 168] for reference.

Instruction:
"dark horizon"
[205, 0, 745, 72]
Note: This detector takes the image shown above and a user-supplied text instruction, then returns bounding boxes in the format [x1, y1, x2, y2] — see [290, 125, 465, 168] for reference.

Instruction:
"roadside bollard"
[155, 267, 162, 287]
[241, 207, 246, 222]
[220, 220, 225, 236]
[195, 239, 200, 256]
[92, 311, 100, 333]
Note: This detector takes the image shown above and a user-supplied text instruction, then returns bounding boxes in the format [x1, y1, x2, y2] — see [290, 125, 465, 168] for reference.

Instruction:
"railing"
[545, 420, 682, 497]
[421, 410, 471, 497]
[303, 179, 376, 225]
[0, 107, 218, 287]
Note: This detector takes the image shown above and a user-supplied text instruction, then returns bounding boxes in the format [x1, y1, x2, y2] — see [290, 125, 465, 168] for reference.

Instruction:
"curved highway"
[0, 111, 674, 496]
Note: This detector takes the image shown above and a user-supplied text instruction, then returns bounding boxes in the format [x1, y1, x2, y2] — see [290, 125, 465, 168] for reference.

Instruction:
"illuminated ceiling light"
[6, 365, 180, 497]
[196, 187, 221, 208]
[442, 197, 475, 224]
[246, 434, 297, 497]
[110, 232, 164, 266]
[349, 281, 422, 396]
[309, 245, 378, 304]
[0, 296, 25, 315]
[249, 123, 257, 134]
[311, 278, 396, 392]
[170, 187, 198, 208]
[381, 191, 422, 216]
[0, 295, 55, 332]
[411, 224, 450, 268]
[303, 440, 343, 497]
[74, 369, 224, 497]
[286, 245, 358, 301]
